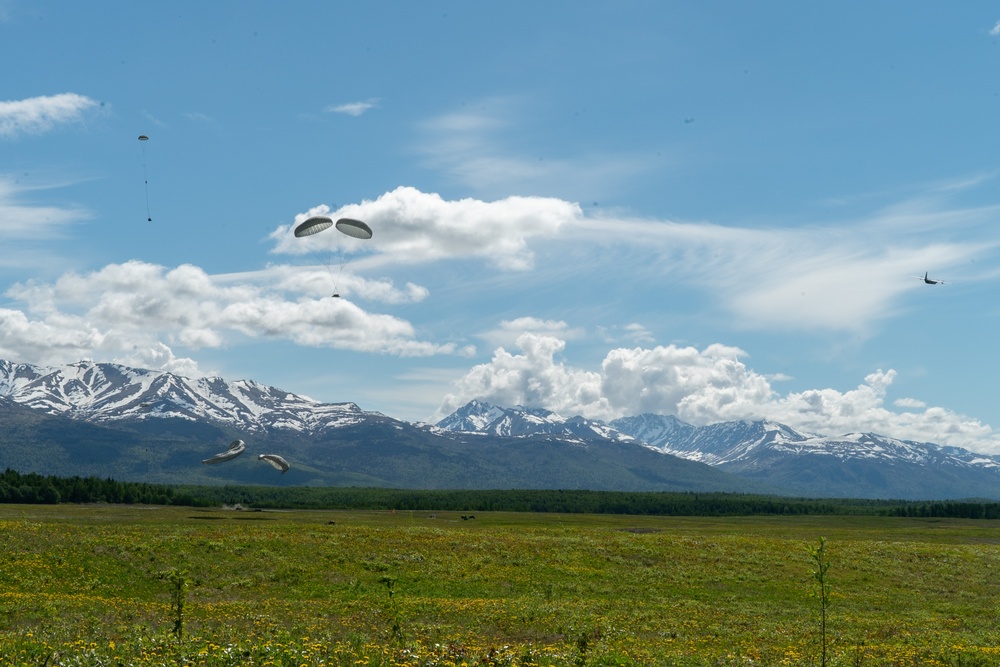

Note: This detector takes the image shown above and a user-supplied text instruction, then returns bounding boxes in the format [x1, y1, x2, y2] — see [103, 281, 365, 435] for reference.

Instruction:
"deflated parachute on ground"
[202, 439, 246, 465]
[258, 453, 290, 474]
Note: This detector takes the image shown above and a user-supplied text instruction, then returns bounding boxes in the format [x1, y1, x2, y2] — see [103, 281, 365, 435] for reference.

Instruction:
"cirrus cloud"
[0, 93, 100, 139]
[326, 98, 380, 116]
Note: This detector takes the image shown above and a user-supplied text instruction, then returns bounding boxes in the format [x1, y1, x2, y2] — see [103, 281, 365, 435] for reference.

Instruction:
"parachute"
[294, 215, 334, 237]
[202, 439, 246, 465]
[258, 453, 290, 474]
[138, 135, 152, 221]
[335, 218, 373, 239]
[293, 214, 372, 297]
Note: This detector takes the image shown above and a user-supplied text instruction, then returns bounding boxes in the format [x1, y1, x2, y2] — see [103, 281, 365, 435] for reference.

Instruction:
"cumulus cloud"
[326, 99, 379, 116]
[991, 21, 1000, 36]
[435, 335, 1000, 454]
[269, 186, 581, 271]
[478, 317, 584, 349]
[437, 334, 606, 420]
[0, 260, 467, 374]
[0, 93, 100, 139]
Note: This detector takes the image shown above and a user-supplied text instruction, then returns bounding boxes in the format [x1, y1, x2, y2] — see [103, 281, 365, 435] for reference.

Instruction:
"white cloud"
[572, 199, 997, 334]
[326, 99, 379, 116]
[435, 335, 1000, 454]
[0, 176, 92, 242]
[598, 323, 656, 345]
[436, 334, 607, 421]
[0, 93, 100, 139]
[0, 259, 465, 374]
[269, 186, 581, 271]
[416, 98, 656, 199]
[183, 111, 215, 124]
[990, 21, 1000, 36]
[478, 317, 583, 350]
[234, 263, 429, 303]
[271, 185, 998, 335]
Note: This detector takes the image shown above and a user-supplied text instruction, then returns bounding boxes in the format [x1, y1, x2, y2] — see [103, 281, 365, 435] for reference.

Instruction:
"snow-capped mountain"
[611, 414, 813, 465]
[435, 400, 635, 444]
[0, 360, 766, 494]
[609, 412, 1000, 473]
[444, 403, 1000, 499]
[0, 359, 373, 434]
[4, 359, 1000, 499]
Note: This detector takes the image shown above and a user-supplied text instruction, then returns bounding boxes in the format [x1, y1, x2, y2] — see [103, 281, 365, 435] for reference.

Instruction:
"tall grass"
[3, 505, 1000, 665]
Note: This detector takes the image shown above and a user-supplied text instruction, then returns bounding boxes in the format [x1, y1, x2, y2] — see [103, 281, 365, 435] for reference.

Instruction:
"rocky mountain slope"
[0, 360, 769, 494]
[3, 359, 999, 499]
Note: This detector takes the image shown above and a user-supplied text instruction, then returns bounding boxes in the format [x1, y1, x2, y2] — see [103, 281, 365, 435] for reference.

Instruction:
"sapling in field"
[164, 567, 189, 640]
[380, 575, 404, 642]
[809, 536, 832, 667]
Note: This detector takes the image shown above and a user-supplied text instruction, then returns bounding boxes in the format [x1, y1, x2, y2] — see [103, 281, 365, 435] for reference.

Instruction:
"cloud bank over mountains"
[435, 333, 999, 454]
[1, 183, 997, 453]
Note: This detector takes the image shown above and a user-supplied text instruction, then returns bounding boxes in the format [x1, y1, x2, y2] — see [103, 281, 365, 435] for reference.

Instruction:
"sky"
[2, 2, 1000, 453]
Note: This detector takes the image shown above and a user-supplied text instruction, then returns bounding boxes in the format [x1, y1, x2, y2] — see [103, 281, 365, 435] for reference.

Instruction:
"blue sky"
[3, 2, 1000, 452]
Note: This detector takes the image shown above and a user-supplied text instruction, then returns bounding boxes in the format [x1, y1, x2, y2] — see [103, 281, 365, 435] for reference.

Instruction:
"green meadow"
[3, 504, 1000, 666]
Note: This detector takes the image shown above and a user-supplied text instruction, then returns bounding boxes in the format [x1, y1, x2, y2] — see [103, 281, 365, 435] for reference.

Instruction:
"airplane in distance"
[916, 271, 945, 285]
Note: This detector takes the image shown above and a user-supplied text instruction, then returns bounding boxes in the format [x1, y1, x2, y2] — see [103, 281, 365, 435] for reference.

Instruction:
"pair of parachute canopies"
[138, 135, 373, 296]
[202, 439, 290, 474]
[294, 215, 373, 298]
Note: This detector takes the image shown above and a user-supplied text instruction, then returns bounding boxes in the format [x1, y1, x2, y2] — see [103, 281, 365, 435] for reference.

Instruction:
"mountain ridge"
[2, 359, 999, 499]
[0, 359, 770, 494]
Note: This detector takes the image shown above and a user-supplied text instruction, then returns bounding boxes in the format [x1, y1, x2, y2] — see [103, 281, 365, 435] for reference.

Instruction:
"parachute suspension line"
[138, 135, 152, 222]
[334, 244, 348, 296]
[293, 216, 371, 299]
[332, 218, 372, 298]
[315, 246, 338, 296]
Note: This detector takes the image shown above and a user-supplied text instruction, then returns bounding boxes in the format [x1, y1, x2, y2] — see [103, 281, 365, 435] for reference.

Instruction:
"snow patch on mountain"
[443, 401, 1000, 477]
[436, 400, 636, 444]
[0, 359, 375, 434]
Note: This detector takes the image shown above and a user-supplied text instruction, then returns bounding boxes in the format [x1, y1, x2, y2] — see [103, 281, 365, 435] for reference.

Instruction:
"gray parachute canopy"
[335, 218, 373, 240]
[202, 439, 246, 465]
[294, 215, 334, 238]
[258, 453, 290, 474]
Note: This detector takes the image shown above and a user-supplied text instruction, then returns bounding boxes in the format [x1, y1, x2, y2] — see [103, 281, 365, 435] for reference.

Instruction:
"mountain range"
[1, 359, 999, 500]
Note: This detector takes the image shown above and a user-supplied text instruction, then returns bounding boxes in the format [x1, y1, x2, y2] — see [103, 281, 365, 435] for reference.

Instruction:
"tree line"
[4, 468, 1000, 519]
[0, 469, 206, 506]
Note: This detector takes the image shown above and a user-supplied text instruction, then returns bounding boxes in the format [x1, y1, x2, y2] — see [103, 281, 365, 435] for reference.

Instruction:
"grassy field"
[3, 504, 1000, 666]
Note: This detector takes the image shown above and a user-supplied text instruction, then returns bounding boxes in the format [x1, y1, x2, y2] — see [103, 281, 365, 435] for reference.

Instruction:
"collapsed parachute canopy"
[202, 439, 245, 465]
[258, 453, 290, 474]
